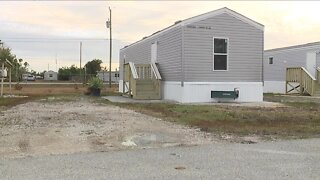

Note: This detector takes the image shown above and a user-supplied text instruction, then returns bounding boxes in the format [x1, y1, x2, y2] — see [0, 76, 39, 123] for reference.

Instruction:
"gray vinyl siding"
[183, 13, 263, 82]
[317, 53, 320, 68]
[264, 46, 320, 81]
[119, 26, 182, 81]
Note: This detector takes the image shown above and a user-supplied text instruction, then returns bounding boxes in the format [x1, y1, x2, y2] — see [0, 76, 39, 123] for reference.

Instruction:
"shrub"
[88, 77, 103, 89]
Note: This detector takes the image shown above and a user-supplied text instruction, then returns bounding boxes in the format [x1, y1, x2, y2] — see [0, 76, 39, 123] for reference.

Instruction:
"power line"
[0, 37, 130, 43]
[1, 39, 107, 43]
[3, 41, 107, 43]
[0, 4, 106, 7]
[1, 37, 108, 40]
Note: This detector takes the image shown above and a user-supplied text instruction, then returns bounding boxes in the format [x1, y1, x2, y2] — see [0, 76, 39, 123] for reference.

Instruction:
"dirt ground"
[0, 97, 216, 158]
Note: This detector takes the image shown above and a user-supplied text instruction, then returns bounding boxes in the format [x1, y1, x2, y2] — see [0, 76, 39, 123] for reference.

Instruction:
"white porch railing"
[150, 62, 162, 80]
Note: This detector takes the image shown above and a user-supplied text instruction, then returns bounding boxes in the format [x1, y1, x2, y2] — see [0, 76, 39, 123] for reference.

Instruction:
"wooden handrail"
[317, 67, 320, 84]
[286, 67, 301, 83]
[150, 62, 162, 80]
[128, 62, 139, 79]
[286, 67, 316, 95]
[133, 63, 162, 80]
[135, 64, 151, 79]
[301, 68, 315, 95]
[123, 62, 162, 99]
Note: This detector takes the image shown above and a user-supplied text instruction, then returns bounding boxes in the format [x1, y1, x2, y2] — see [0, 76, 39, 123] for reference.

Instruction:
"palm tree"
[23, 61, 29, 68]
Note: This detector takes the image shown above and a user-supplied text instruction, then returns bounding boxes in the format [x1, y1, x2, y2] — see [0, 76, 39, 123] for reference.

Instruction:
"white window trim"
[213, 37, 229, 71]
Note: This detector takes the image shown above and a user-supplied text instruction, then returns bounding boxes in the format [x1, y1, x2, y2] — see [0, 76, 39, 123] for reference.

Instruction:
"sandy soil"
[0, 97, 216, 158]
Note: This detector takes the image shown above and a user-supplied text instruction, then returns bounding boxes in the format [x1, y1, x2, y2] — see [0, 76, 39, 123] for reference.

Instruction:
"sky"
[1, 1, 320, 72]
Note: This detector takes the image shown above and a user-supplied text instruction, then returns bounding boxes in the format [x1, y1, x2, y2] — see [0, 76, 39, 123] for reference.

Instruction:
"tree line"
[0, 42, 105, 81]
[58, 59, 103, 81]
[0, 46, 32, 81]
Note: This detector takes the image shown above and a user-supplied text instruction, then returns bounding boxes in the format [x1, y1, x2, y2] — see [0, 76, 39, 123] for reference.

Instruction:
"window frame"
[268, 57, 274, 65]
[213, 37, 229, 71]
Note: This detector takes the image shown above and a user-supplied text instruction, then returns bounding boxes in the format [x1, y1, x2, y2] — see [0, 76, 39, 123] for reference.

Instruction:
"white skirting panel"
[263, 81, 285, 94]
[263, 81, 300, 94]
[162, 81, 183, 102]
[163, 81, 263, 103]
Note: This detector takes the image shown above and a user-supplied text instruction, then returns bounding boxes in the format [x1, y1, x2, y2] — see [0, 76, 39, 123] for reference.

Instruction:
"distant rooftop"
[265, 41, 320, 52]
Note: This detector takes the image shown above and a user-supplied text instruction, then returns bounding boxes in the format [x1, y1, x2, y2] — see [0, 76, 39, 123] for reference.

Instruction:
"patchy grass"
[0, 96, 38, 109]
[111, 101, 320, 140]
[0, 83, 117, 111]
[2, 87, 319, 140]
[2, 83, 118, 96]
[264, 93, 320, 104]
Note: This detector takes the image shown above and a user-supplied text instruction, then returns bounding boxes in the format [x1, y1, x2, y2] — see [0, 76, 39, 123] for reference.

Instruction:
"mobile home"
[97, 71, 119, 83]
[119, 7, 264, 103]
[44, 70, 58, 81]
[264, 42, 320, 94]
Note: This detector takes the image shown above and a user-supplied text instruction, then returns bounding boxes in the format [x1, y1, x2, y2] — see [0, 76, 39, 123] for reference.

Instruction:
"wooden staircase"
[135, 79, 161, 99]
[123, 62, 162, 100]
[313, 83, 320, 96]
[286, 67, 320, 96]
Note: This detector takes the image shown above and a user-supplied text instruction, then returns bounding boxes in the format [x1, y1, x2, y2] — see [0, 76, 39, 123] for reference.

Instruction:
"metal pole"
[16, 65, 18, 82]
[109, 7, 112, 88]
[80, 41, 82, 83]
[84, 67, 87, 83]
[9, 68, 11, 95]
[0, 41, 3, 97]
[103, 69, 105, 82]
[123, 58, 125, 94]
[1, 63, 4, 97]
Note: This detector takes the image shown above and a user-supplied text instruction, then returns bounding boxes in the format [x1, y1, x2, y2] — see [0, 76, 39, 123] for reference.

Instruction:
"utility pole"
[1, 63, 4, 97]
[80, 41, 82, 83]
[0, 40, 4, 97]
[106, 7, 112, 88]
[55, 52, 58, 72]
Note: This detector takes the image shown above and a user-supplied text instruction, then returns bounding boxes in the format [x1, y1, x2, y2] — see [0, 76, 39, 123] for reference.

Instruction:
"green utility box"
[211, 90, 239, 99]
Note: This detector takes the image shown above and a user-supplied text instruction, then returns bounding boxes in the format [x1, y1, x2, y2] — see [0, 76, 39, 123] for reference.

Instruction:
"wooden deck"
[286, 67, 320, 96]
[123, 62, 162, 100]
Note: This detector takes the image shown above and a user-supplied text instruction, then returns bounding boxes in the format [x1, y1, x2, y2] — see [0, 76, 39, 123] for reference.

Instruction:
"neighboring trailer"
[97, 71, 119, 83]
[44, 71, 58, 81]
[264, 42, 320, 93]
[119, 7, 264, 103]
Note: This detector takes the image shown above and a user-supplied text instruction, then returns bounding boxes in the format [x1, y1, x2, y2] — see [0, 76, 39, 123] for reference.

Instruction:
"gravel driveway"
[0, 97, 215, 158]
[1, 138, 319, 179]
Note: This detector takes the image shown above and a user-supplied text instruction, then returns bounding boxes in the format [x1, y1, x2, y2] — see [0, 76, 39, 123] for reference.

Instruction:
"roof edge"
[121, 7, 264, 51]
[181, 7, 264, 31]
[265, 41, 320, 53]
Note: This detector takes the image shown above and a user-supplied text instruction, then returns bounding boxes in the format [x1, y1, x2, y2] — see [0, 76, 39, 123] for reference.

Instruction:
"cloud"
[1, 1, 320, 72]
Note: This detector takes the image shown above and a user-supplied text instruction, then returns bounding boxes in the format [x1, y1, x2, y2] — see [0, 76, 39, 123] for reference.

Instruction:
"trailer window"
[269, 57, 273, 64]
[213, 38, 228, 71]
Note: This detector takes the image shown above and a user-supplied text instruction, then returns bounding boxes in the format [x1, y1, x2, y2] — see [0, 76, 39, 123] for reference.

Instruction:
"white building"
[119, 7, 264, 102]
[264, 42, 320, 94]
[44, 70, 58, 81]
[97, 71, 119, 83]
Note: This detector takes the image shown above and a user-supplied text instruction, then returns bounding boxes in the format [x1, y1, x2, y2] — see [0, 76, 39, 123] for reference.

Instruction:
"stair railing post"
[285, 68, 288, 94]
[300, 68, 303, 95]
[312, 80, 314, 96]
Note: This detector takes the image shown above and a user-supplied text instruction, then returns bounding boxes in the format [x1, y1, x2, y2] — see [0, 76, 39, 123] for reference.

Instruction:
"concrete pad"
[102, 96, 174, 103]
[186, 101, 285, 108]
[103, 96, 284, 107]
